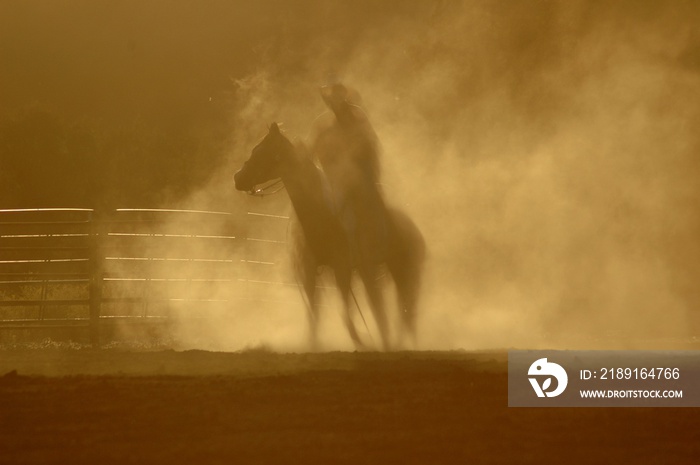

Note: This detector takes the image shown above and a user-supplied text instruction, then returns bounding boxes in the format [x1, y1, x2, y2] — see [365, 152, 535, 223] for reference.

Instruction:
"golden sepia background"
[2, 0, 699, 350]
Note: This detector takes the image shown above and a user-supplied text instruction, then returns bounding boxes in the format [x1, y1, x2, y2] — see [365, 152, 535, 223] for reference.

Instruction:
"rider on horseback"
[309, 82, 388, 267]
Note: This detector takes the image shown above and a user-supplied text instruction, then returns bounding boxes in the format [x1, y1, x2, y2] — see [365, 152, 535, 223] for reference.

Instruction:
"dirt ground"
[0, 348, 698, 464]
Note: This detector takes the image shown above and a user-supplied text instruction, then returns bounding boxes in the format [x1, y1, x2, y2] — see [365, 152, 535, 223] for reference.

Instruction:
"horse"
[234, 123, 425, 350]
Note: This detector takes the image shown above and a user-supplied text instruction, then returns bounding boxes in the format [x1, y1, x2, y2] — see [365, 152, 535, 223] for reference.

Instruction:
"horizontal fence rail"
[0, 206, 292, 345]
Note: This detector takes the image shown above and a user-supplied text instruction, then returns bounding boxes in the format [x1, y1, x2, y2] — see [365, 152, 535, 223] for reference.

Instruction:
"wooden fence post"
[89, 209, 104, 347]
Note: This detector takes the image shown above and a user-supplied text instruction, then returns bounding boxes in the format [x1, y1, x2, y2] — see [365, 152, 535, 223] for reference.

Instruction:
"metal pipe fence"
[0, 207, 290, 345]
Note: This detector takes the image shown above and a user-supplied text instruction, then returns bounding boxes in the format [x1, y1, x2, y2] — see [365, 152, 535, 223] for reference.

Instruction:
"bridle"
[247, 178, 285, 197]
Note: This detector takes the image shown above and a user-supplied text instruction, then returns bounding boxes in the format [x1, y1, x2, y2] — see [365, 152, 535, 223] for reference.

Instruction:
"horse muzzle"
[233, 169, 252, 192]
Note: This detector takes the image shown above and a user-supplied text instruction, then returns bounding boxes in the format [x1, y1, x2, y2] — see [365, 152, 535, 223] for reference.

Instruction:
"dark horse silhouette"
[234, 123, 425, 350]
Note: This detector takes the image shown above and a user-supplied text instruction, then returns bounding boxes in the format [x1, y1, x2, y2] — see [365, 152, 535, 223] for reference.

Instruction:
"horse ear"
[269, 122, 280, 134]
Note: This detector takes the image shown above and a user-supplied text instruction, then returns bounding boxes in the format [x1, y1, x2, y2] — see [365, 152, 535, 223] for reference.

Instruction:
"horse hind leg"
[360, 267, 391, 351]
[335, 266, 366, 350]
[386, 209, 426, 349]
[392, 264, 422, 348]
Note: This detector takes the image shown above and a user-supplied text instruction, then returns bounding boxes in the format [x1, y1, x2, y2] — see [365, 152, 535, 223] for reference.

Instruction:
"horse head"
[234, 123, 288, 193]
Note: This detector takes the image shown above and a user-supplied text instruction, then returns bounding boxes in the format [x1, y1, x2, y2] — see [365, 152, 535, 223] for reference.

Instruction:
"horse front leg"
[294, 240, 321, 351]
[302, 270, 321, 351]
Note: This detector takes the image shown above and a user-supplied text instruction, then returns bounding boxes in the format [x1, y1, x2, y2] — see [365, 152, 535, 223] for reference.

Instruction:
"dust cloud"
[3, 1, 699, 350]
[206, 0, 700, 351]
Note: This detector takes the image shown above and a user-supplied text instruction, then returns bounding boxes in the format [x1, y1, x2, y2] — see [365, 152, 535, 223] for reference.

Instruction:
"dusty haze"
[2, 1, 699, 350]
